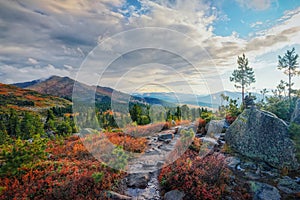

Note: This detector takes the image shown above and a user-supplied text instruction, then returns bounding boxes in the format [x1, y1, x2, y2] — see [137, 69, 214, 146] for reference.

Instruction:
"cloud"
[0, 0, 299, 94]
[235, 0, 277, 10]
[0, 64, 74, 84]
[250, 21, 263, 28]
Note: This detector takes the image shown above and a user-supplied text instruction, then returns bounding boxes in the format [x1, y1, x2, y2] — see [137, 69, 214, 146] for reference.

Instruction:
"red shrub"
[159, 149, 230, 200]
[0, 136, 126, 200]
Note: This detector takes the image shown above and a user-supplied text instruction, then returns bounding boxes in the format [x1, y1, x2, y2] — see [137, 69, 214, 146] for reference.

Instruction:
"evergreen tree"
[8, 109, 20, 137]
[278, 47, 299, 105]
[20, 112, 35, 139]
[230, 54, 256, 106]
[0, 120, 9, 145]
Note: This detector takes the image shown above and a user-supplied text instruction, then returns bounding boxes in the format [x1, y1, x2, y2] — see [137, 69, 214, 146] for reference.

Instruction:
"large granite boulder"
[291, 98, 300, 124]
[225, 107, 299, 170]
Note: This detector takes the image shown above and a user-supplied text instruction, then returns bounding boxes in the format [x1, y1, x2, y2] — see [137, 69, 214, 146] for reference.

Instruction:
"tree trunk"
[242, 86, 245, 107]
[289, 68, 292, 113]
[289, 68, 291, 103]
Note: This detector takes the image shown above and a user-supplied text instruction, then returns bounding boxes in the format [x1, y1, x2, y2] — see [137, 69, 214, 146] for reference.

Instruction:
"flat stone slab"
[158, 133, 174, 141]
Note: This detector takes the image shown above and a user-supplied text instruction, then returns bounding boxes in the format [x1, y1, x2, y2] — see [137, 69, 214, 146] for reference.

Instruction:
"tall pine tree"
[278, 47, 299, 105]
[230, 54, 255, 106]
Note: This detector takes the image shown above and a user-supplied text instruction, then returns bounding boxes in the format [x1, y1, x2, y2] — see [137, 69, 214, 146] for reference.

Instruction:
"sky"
[1, 0, 300, 96]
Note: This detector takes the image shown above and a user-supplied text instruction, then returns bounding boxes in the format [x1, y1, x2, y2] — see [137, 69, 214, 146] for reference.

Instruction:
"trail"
[123, 127, 182, 200]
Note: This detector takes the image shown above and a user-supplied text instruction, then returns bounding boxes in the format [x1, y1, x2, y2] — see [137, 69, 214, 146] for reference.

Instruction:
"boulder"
[225, 107, 299, 170]
[158, 133, 174, 141]
[127, 173, 150, 189]
[225, 156, 241, 169]
[249, 181, 281, 200]
[291, 98, 300, 124]
[206, 119, 227, 136]
[277, 176, 300, 194]
[164, 190, 185, 200]
[198, 137, 218, 158]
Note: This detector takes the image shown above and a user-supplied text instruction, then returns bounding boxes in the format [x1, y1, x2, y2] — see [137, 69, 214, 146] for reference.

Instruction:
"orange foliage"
[24, 95, 45, 101]
[0, 136, 126, 200]
[105, 132, 147, 153]
[159, 149, 231, 200]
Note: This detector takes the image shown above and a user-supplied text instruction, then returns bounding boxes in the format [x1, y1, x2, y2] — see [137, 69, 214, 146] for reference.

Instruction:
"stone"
[127, 173, 150, 189]
[240, 161, 257, 171]
[164, 190, 185, 200]
[245, 171, 260, 180]
[158, 133, 174, 141]
[225, 157, 241, 169]
[106, 191, 132, 200]
[249, 181, 281, 200]
[198, 137, 218, 158]
[277, 176, 300, 194]
[225, 107, 299, 170]
[291, 98, 300, 124]
[206, 119, 226, 137]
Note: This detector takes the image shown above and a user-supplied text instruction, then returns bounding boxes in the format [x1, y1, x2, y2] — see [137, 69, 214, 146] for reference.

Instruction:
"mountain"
[133, 91, 264, 108]
[0, 83, 71, 112]
[13, 76, 174, 107]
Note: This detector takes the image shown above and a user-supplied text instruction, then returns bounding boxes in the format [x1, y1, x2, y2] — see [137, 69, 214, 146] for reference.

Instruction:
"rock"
[198, 137, 218, 158]
[127, 173, 150, 189]
[164, 190, 185, 200]
[277, 176, 300, 194]
[240, 161, 257, 171]
[245, 171, 260, 180]
[163, 139, 171, 144]
[249, 181, 281, 200]
[157, 161, 164, 167]
[291, 98, 300, 124]
[225, 157, 241, 169]
[106, 191, 132, 200]
[225, 107, 299, 170]
[207, 119, 226, 136]
[158, 133, 174, 141]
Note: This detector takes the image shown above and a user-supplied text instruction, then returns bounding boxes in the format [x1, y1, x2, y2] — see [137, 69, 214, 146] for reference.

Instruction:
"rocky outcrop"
[225, 107, 299, 170]
[164, 190, 185, 200]
[249, 181, 281, 200]
[291, 98, 300, 124]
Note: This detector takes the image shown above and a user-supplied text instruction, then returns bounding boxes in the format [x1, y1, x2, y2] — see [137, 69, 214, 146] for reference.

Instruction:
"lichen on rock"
[225, 107, 299, 170]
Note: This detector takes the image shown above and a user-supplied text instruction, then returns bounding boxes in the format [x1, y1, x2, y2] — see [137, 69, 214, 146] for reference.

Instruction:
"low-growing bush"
[159, 150, 230, 200]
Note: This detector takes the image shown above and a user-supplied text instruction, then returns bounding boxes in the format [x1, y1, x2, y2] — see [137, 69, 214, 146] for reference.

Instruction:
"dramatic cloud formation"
[0, 0, 300, 94]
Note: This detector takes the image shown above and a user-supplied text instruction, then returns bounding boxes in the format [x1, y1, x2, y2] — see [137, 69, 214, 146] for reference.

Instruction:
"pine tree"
[278, 47, 299, 105]
[8, 109, 20, 137]
[230, 54, 256, 106]
[20, 112, 35, 139]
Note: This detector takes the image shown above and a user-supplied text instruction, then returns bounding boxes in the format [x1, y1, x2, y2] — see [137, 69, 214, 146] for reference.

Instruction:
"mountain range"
[13, 76, 174, 107]
[13, 75, 264, 109]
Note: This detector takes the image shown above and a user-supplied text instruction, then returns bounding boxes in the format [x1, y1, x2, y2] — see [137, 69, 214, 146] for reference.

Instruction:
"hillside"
[0, 83, 71, 112]
[14, 76, 174, 107]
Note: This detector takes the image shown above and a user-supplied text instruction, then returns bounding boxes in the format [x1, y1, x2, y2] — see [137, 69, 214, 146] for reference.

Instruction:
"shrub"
[0, 134, 47, 176]
[289, 123, 300, 161]
[159, 150, 230, 200]
[92, 172, 104, 183]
